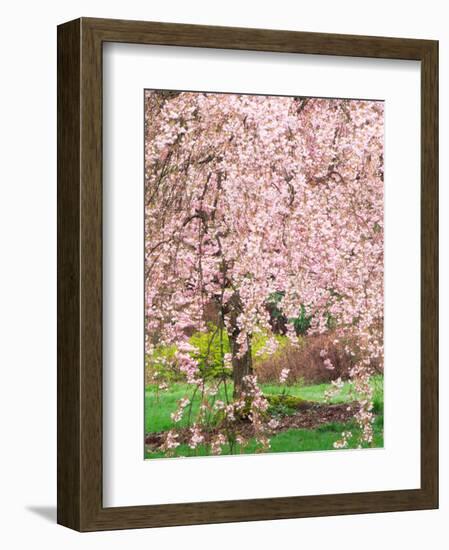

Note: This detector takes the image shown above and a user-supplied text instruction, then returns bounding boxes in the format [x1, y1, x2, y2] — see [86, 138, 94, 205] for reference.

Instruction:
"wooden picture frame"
[57, 17, 438, 531]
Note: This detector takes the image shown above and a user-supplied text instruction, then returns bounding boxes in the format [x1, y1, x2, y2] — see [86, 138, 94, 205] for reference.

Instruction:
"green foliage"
[189, 325, 231, 379]
[148, 325, 291, 383]
[146, 343, 180, 383]
[371, 375, 384, 415]
[251, 331, 289, 364]
[289, 303, 312, 335]
[190, 325, 290, 374]
[267, 292, 312, 335]
[148, 344, 177, 365]
[267, 291, 285, 321]
[265, 393, 311, 417]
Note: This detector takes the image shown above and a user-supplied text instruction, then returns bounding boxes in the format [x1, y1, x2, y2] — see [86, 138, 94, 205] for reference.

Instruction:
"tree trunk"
[227, 293, 253, 398]
[230, 336, 253, 398]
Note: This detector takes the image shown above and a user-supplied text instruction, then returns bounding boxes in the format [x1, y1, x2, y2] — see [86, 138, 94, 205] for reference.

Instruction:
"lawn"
[144, 376, 384, 459]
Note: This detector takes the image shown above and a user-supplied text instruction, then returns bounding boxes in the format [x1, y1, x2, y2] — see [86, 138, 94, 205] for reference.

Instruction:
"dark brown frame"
[57, 17, 438, 532]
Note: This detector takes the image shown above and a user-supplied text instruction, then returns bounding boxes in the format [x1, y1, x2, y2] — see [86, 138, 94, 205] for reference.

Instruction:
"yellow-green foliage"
[189, 325, 231, 378]
[145, 343, 178, 383]
[146, 326, 293, 383]
[189, 326, 291, 376]
[251, 332, 291, 365]
[150, 343, 177, 363]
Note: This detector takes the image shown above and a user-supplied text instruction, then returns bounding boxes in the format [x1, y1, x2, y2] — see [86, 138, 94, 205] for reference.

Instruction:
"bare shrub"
[256, 333, 382, 385]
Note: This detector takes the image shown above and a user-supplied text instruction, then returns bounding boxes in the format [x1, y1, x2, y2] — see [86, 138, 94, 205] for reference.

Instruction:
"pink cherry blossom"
[145, 90, 384, 453]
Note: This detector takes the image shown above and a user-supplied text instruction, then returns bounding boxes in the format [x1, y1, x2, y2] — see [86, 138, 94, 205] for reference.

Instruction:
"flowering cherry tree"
[145, 90, 384, 454]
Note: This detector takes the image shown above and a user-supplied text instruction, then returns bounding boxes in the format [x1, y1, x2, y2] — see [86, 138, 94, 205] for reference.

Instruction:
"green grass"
[145, 375, 383, 434]
[145, 415, 384, 459]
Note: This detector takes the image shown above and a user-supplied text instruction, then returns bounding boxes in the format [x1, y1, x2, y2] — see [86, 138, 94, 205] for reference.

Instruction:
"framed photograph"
[57, 17, 438, 531]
